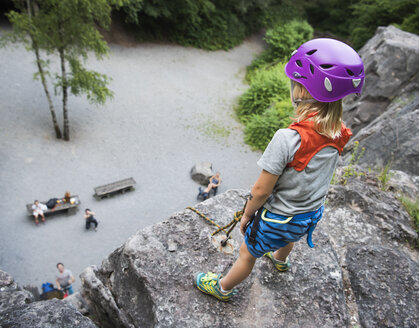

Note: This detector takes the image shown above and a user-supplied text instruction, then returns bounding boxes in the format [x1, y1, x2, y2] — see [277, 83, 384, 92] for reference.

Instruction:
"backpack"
[42, 282, 54, 293]
[45, 198, 58, 209]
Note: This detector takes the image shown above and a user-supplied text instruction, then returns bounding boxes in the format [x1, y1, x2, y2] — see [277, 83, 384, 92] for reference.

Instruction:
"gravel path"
[0, 26, 264, 290]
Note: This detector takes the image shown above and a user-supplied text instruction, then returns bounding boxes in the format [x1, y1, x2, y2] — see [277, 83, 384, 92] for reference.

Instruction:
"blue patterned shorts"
[244, 206, 324, 258]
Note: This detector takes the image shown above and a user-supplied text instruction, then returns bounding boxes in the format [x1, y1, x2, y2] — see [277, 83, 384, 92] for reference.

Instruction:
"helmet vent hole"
[296, 60, 303, 67]
[306, 49, 317, 56]
[359, 69, 363, 75]
[320, 64, 333, 69]
[310, 64, 314, 75]
[346, 69, 354, 76]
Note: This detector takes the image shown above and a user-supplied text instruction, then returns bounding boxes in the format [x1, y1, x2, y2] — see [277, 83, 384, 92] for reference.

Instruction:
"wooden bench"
[26, 195, 81, 217]
[94, 178, 136, 200]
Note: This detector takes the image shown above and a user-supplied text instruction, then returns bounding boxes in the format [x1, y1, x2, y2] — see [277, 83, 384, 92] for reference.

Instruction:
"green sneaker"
[264, 252, 291, 272]
[193, 272, 237, 301]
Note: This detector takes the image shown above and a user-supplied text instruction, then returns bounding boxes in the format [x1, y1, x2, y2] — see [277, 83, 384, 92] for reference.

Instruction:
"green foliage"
[350, 0, 419, 49]
[398, 196, 419, 232]
[32, 0, 111, 59]
[235, 61, 294, 150]
[67, 59, 114, 105]
[238, 62, 290, 121]
[247, 19, 313, 79]
[244, 100, 293, 150]
[117, 0, 287, 50]
[6, 0, 114, 105]
[377, 162, 395, 191]
[340, 141, 365, 185]
[264, 19, 314, 62]
[4, 0, 115, 140]
[399, 5, 419, 34]
[234, 17, 312, 150]
[303, 0, 355, 38]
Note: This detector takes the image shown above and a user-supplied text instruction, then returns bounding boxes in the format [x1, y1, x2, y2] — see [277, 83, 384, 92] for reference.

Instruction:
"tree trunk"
[27, 0, 62, 138]
[33, 43, 62, 138]
[59, 47, 70, 141]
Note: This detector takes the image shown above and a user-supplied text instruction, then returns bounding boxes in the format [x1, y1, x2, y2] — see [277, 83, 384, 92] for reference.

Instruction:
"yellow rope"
[186, 206, 244, 238]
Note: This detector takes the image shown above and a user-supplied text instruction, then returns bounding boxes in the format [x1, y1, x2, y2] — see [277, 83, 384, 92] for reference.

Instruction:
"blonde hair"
[292, 82, 343, 139]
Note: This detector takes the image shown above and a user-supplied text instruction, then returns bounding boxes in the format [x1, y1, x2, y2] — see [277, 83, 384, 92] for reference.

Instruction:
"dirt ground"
[0, 26, 265, 291]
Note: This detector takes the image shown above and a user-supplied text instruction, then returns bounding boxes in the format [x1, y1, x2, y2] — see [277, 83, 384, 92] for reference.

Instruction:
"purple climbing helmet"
[285, 38, 365, 102]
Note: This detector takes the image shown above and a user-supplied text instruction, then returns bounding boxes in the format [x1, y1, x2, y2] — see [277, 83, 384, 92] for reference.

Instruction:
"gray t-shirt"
[56, 269, 73, 287]
[257, 128, 338, 216]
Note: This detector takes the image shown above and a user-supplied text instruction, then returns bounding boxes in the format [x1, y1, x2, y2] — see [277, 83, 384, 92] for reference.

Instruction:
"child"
[194, 38, 365, 301]
[32, 200, 47, 224]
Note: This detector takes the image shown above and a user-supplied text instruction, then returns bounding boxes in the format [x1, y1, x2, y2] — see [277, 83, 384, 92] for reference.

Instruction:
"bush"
[247, 19, 313, 78]
[244, 100, 293, 150]
[399, 6, 419, 35]
[117, 0, 287, 50]
[350, 0, 419, 49]
[237, 62, 290, 121]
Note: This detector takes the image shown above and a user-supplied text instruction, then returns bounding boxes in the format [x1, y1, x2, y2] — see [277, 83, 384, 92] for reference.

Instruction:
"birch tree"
[4, 0, 120, 140]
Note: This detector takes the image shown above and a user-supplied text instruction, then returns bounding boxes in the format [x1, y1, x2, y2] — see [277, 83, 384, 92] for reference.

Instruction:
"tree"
[4, 0, 118, 140]
[350, 0, 419, 49]
[5, 0, 62, 138]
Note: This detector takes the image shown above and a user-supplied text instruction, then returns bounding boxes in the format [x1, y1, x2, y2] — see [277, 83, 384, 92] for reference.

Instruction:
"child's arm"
[240, 169, 278, 235]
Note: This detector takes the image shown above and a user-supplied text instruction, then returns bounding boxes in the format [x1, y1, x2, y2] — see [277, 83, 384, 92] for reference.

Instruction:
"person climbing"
[56, 263, 75, 296]
[85, 208, 98, 231]
[194, 38, 364, 301]
[32, 200, 47, 224]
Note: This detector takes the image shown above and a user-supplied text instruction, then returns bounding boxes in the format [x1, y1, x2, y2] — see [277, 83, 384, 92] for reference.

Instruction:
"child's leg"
[220, 242, 256, 291]
[273, 242, 294, 262]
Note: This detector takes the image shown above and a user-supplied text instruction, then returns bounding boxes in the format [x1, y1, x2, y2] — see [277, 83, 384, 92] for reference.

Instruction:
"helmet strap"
[290, 80, 317, 107]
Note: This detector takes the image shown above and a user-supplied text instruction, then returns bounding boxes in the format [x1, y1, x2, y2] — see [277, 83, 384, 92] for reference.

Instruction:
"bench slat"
[94, 178, 136, 196]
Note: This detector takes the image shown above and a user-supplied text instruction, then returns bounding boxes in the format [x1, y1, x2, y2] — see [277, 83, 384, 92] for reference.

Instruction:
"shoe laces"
[202, 272, 219, 286]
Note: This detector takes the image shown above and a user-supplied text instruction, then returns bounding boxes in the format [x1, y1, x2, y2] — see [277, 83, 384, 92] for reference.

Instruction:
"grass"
[398, 195, 419, 230]
[378, 162, 394, 191]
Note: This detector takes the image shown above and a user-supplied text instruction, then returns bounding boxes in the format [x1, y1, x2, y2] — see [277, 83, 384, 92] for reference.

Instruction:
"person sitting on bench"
[32, 200, 47, 224]
[45, 191, 72, 211]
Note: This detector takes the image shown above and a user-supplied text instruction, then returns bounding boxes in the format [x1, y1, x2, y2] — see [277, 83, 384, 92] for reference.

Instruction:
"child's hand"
[240, 214, 253, 236]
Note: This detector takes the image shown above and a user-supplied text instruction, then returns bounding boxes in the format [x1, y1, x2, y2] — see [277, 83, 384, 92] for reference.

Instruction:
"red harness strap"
[287, 118, 352, 172]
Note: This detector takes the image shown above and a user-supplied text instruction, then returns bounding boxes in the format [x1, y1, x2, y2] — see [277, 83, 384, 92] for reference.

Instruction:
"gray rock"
[342, 26, 419, 175]
[343, 25, 419, 134]
[343, 97, 419, 175]
[0, 290, 33, 312]
[0, 298, 97, 328]
[0, 269, 96, 327]
[387, 170, 418, 198]
[81, 190, 348, 328]
[63, 292, 90, 315]
[190, 162, 214, 185]
[0, 270, 34, 312]
[346, 246, 419, 328]
[0, 270, 16, 290]
[324, 176, 417, 254]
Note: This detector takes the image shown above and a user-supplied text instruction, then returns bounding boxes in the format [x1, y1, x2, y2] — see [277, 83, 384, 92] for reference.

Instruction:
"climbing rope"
[186, 200, 247, 246]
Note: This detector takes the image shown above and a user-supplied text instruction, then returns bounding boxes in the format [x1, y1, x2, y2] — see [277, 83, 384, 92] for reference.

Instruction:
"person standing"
[55, 263, 75, 295]
[194, 38, 364, 301]
[85, 208, 98, 231]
